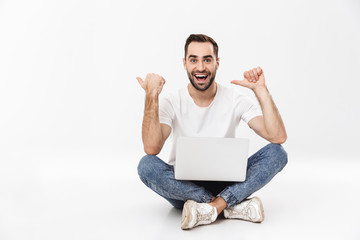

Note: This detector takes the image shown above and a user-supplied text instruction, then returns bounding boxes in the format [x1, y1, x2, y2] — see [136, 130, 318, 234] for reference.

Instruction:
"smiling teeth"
[195, 75, 207, 77]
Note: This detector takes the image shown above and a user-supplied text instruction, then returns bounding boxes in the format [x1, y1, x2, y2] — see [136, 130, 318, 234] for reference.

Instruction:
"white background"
[0, 0, 360, 239]
[1, 0, 359, 158]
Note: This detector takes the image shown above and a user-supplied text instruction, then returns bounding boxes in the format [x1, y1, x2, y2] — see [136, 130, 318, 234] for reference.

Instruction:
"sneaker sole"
[252, 197, 265, 223]
[181, 200, 196, 230]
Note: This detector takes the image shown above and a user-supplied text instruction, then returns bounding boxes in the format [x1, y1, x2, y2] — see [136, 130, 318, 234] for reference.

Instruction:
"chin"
[190, 77, 215, 91]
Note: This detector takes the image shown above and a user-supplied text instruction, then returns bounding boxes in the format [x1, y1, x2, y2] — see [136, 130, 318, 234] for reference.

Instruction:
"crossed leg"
[137, 143, 288, 212]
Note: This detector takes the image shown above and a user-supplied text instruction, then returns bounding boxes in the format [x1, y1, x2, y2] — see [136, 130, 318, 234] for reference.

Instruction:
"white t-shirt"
[159, 83, 262, 165]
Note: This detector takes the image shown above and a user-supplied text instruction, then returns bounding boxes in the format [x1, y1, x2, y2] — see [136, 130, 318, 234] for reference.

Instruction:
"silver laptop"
[175, 137, 249, 182]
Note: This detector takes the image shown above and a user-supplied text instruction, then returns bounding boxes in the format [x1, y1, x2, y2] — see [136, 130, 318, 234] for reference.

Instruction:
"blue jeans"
[137, 143, 287, 209]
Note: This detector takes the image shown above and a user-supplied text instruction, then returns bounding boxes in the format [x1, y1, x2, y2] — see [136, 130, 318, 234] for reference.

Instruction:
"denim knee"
[265, 143, 288, 171]
[137, 155, 155, 181]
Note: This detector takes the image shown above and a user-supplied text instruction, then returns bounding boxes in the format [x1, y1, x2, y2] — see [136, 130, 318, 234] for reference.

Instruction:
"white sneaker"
[181, 200, 217, 230]
[223, 197, 264, 223]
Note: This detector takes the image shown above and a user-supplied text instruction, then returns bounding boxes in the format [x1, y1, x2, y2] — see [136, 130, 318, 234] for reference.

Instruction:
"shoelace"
[196, 205, 215, 223]
[240, 207, 253, 220]
[231, 200, 256, 220]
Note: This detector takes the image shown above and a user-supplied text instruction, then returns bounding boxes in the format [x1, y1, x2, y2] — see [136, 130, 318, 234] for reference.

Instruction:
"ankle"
[209, 197, 227, 215]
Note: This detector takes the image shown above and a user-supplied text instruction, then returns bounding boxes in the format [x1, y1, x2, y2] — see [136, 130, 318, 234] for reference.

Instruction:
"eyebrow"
[188, 55, 214, 59]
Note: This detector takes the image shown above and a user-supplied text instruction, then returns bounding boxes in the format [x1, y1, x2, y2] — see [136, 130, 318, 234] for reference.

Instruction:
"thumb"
[230, 79, 247, 86]
[136, 77, 144, 87]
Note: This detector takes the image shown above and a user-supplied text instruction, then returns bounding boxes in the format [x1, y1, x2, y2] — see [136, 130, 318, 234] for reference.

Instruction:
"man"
[136, 34, 288, 230]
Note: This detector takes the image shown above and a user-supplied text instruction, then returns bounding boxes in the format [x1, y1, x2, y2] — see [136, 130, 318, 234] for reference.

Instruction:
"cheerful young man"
[136, 34, 288, 230]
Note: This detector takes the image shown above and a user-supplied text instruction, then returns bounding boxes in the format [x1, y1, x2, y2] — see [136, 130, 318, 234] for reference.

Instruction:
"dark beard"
[188, 74, 215, 91]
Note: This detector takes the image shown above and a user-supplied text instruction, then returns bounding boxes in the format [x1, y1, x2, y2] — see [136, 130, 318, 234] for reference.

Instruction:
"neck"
[187, 82, 217, 107]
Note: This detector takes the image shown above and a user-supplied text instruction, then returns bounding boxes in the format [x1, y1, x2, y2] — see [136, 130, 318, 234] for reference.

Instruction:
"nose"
[197, 61, 205, 72]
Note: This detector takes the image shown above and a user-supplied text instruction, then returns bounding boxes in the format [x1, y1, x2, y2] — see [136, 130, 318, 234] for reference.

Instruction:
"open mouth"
[194, 74, 209, 83]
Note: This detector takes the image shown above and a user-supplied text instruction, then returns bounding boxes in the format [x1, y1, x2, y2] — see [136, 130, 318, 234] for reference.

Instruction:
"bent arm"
[248, 86, 287, 144]
[142, 93, 171, 155]
[231, 67, 287, 144]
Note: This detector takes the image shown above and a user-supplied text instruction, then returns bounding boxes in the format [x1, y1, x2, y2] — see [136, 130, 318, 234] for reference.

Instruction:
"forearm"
[142, 93, 163, 154]
[253, 86, 287, 142]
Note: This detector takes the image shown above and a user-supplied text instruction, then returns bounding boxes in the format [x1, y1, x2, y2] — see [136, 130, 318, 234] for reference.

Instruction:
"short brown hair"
[184, 34, 219, 59]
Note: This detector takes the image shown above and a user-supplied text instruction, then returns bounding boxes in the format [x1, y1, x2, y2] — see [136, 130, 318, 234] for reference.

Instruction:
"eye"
[190, 59, 197, 63]
[205, 59, 211, 63]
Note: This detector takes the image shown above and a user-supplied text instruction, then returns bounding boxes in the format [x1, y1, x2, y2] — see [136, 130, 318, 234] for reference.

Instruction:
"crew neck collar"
[186, 83, 220, 108]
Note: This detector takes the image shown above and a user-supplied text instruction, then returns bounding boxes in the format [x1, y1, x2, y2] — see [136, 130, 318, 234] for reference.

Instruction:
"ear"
[216, 57, 220, 69]
[183, 58, 186, 69]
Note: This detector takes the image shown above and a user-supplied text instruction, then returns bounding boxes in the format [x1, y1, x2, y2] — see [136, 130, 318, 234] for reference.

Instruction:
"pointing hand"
[136, 73, 166, 96]
[231, 66, 265, 90]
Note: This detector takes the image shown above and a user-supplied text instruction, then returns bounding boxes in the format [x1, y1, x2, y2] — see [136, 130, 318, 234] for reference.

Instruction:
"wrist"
[146, 90, 160, 99]
[253, 85, 268, 95]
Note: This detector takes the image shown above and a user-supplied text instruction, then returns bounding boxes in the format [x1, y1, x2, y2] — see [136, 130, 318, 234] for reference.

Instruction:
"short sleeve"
[159, 95, 175, 129]
[236, 95, 263, 124]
